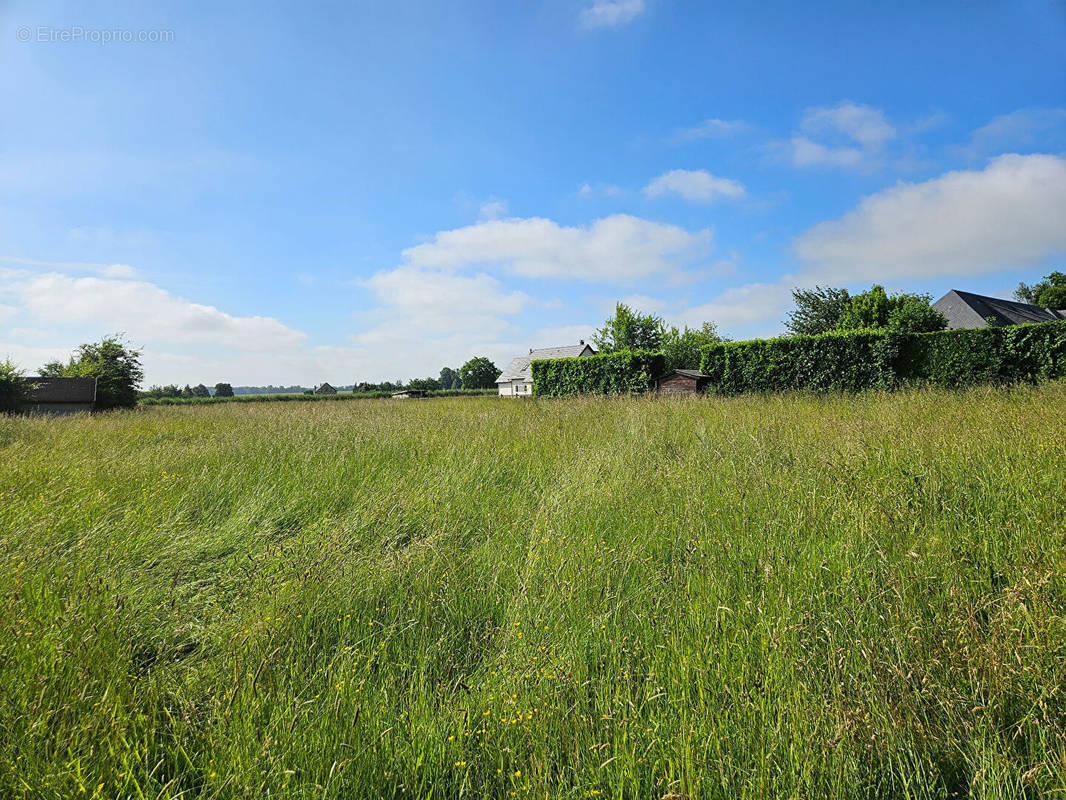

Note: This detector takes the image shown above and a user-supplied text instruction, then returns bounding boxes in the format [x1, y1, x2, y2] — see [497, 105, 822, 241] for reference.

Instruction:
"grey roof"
[933, 290, 1066, 330]
[659, 369, 710, 379]
[495, 343, 596, 383]
[314, 382, 337, 394]
[20, 377, 97, 404]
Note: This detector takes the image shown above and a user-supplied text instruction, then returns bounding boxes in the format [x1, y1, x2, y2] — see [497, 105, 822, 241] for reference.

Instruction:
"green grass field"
[2, 386, 1065, 799]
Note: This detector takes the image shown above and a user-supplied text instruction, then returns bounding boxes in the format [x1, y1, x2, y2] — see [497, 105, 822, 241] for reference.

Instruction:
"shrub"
[699, 320, 1066, 395]
[699, 330, 898, 395]
[0, 360, 25, 413]
[899, 321, 1066, 388]
[531, 351, 665, 397]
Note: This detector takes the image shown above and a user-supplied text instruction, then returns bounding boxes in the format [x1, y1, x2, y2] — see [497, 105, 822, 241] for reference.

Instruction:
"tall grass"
[1, 385, 1065, 798]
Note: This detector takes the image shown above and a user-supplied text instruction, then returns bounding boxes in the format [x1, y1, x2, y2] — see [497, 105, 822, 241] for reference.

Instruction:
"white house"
[495, 341, 596, 397]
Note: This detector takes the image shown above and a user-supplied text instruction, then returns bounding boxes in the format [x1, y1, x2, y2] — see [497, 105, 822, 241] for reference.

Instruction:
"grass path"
[1, 386, 1065, 798]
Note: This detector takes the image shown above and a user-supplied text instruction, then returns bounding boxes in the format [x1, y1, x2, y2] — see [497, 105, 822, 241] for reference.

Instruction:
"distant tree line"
[352, 357, 500, 393]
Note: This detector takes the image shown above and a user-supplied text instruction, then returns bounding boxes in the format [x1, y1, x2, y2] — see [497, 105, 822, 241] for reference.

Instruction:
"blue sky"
[1, 0, 1065, 385]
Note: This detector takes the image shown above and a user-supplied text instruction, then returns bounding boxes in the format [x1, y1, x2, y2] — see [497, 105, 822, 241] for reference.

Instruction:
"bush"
[531, 351, 665, 397]
[0, 360, 25, 413]
[699, 330, 899, 395]
[899, 321, 1066, 388]
[699, 320, 1066, 395]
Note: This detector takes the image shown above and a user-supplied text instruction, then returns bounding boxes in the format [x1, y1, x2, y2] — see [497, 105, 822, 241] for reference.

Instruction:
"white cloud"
[673, 282, 795, 330]
[578, 182, 624, 198]
[99, 263, 138, 278]
[788, 137, 864, 168]
[800, 102, 896, 149]
[3, 270, 306, 352]
[359, 268, 531, 336]
[478, 198, 509, 221]
[402, 214, 712, 282]
[782, 101, 896, 169]
[794, 154, 1066, 281]
[671, 118, 750, 143]
[579, 0, 646, 29]
[0, 256, 137, 278]
[643, 169, 746, 202]
[961, 108, 1066, 157]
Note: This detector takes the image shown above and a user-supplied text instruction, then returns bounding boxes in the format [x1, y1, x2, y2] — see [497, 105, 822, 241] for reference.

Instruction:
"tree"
[42, 335, 143, 409]
[407, 377, 441, 391]
[837, 286, 946, 334]
[1015, 271, 1066, 308]
[885, 295, 948, 334]
[661, 322, 722, 371]
[439, 367, 460, 390]
[459, 357, 500, 389]
[838, 285, 894, 330]
[191, 383, 211, 398]
[214, 382, 234, 397]
[784, 286, 851, 336]
[592, 303, 666, 353]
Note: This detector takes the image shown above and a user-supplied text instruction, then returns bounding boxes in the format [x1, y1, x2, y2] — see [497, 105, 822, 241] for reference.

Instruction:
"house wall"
[657, 375, 703, 396]
[498, 379, 532, 397]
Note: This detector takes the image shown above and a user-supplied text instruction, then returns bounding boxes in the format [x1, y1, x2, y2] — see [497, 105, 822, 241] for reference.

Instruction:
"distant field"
[2, 386, 1065, 798]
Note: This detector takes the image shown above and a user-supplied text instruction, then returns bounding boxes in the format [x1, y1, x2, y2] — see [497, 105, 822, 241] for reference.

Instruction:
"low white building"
[496, 341, 596, 397]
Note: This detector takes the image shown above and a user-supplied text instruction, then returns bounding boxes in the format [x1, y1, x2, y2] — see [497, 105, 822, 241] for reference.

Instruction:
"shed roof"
[21, 377, 97, 404]
[495, 343, 596, 383]
[933, 290, 1066, 329]
[666, 369, 710, 379]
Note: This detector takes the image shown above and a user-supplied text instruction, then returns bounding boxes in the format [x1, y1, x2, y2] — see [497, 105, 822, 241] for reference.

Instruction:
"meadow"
[1, 386, 1065, 799]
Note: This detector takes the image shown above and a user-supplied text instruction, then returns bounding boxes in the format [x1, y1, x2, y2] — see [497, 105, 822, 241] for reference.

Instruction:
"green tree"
[191, 383, 211, 398]
[42, 336, 144, 409]
[214, 382, 234, 397]
[784, 286, 851, 336]
[1014, 271, 1066, 308]
[407, 377, 442, 391]
[439, 367, 460, 390]
[886, 295, 948, 334]
[838, 285, 894, 330]
[459, 357, 500, 389]
[592, 303, 666, 353]
[0, 360, 25, 413]
[661, 322, 722, 371]
[836, 286, 945, 334]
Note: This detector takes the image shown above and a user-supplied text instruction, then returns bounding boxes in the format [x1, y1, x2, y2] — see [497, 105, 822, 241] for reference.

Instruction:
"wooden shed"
[654, 369, 712, 397]
[313, 382, 337, 395]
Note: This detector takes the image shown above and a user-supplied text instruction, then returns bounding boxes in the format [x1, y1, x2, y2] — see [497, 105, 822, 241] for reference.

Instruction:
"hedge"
[531, 351, 665, 397]
[699, 320, 1066, 395]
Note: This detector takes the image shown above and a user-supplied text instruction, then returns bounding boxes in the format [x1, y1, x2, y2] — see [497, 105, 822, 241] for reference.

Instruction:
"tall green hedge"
[699, 320, 1066, 395]
[531, 351, 665, 397]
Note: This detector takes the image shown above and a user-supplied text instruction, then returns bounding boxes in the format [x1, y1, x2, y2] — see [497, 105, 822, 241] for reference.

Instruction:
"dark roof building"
[496, 341, 596, 396]
[313, 382, 337, 395]
[19, 377, 97, 415]
[654, 369, 712, 396]
[933, 290, 1066, 330]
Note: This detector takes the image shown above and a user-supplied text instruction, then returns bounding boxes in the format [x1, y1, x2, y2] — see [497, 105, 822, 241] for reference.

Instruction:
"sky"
[1, 0, 1065, 386]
